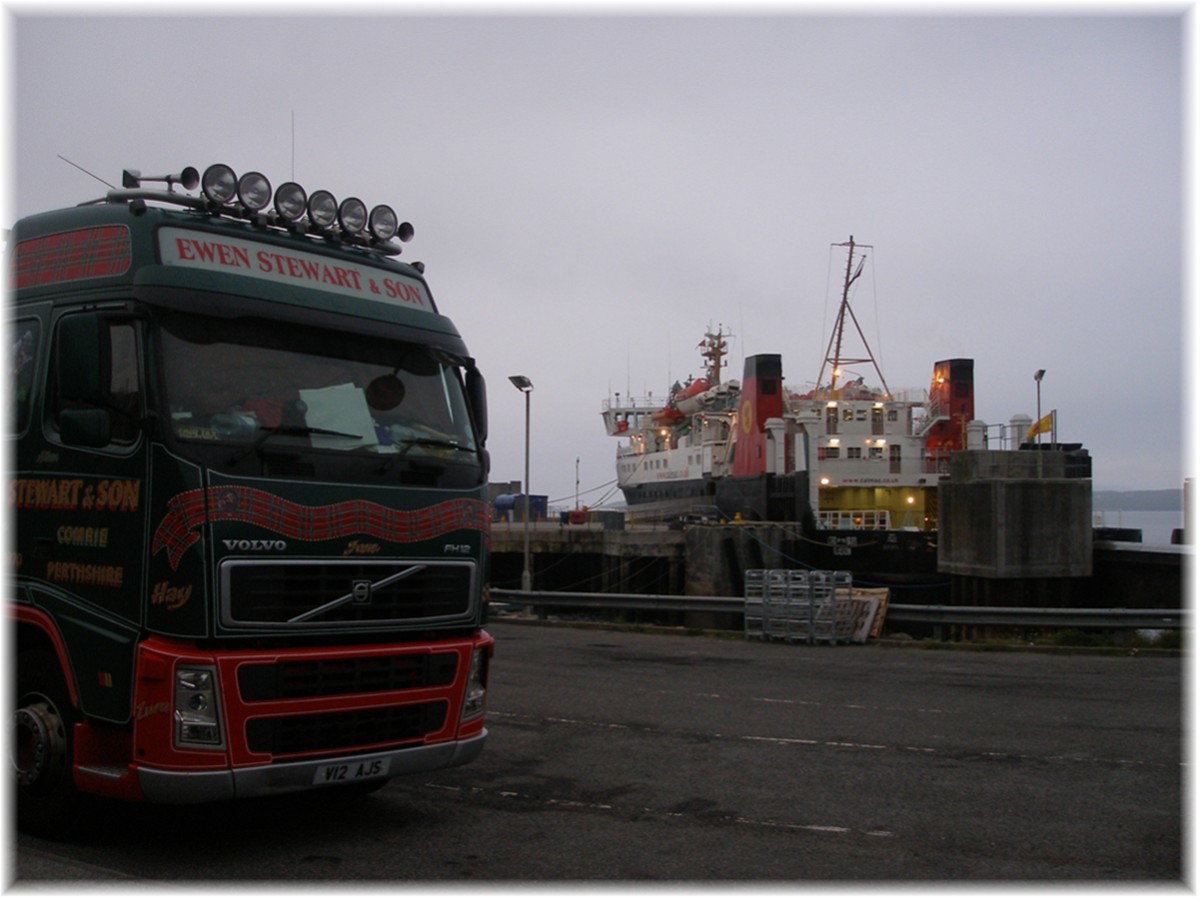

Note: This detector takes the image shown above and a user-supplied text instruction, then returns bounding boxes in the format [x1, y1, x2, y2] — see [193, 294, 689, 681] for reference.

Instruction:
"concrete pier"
[938, 448, 1094, 607]
[489, 449, 1184, 619]
[489, 520, 687, 596]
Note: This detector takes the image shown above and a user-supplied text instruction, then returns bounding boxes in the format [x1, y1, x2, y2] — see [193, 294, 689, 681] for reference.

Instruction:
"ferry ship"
[601, 237, 980, 575]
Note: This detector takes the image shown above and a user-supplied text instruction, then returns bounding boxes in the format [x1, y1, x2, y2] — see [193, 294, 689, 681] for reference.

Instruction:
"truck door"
[23, 309, 148, 722]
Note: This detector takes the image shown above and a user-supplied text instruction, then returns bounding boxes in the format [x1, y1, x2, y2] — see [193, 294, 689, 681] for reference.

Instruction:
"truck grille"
[237, 652, 459, 701]
[245, 701, 448, 755]
[220, 560, 474, 627]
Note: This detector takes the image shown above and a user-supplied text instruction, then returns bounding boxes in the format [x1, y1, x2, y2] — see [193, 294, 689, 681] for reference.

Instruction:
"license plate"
[313, 757, 390, 785]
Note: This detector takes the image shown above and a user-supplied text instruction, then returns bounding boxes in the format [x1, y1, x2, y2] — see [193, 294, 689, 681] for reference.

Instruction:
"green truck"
[8, 165, 494, 837]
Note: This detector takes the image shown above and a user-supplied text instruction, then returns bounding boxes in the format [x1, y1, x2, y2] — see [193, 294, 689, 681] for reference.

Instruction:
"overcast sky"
[6, 5, 1189, 507]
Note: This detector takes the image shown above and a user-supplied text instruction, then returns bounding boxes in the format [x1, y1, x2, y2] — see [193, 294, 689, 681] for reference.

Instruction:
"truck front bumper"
[135, 730, 486, 804]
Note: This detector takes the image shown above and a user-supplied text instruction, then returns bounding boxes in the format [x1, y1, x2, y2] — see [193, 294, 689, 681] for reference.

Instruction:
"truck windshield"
[157, 310, 478, 477]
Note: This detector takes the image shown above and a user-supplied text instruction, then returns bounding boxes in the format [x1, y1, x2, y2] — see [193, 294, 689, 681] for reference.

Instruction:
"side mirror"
[57, 313, 105, 404]
[465, 367, 487, 446]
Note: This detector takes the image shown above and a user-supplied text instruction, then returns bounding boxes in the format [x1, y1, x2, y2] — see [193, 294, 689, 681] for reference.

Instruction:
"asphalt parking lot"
[11, 619, 1185, 885]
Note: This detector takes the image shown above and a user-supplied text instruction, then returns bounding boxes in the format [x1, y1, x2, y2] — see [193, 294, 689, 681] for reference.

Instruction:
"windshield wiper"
[397, 437, 468, 453]
[228, 424, 362, 464]
[376, 436, 471, 476]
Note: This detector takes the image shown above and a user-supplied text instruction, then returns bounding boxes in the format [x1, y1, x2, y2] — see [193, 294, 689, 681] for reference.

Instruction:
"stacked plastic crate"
[743, 569, 865, 644]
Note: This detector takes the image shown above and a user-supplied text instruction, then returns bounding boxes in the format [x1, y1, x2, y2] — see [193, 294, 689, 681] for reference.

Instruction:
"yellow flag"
[1026, 412, 1053, 441]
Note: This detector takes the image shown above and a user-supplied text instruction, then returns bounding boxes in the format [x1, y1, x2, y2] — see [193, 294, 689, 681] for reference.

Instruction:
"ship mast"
[817, 236, 891, 398]
[699, 325, 731, 385]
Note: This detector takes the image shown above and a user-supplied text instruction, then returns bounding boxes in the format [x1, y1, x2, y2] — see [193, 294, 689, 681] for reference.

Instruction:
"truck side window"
[107, 323, 141, 438]
[49, 317, 143, 446]
[9, 320, 41, 434]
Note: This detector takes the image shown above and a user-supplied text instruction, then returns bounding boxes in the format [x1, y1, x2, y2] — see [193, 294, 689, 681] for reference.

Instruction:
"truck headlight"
[175, 665, 225, 749]
[460, 648, 488, 722]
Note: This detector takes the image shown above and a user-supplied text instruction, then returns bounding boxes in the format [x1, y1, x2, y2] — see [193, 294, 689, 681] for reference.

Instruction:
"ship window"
[847, 447, 861, 460]
[842, 408, 854, 422]
[868, 446, 884, 460]
[887, 409, 899, 422]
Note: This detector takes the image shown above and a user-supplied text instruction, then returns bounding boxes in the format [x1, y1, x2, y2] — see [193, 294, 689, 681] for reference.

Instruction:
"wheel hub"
[13, 701, 64, 788]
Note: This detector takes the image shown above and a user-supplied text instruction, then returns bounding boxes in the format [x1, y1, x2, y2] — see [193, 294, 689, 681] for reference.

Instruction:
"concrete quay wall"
[938, 450, 1093, 579]
[489, 517, 1185, 613]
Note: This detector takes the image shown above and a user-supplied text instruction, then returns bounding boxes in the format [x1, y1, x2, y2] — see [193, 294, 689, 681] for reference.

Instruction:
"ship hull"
[618, 474, 719, 521]
[617, 472, 810, 524]
[621, 471, 942, 583]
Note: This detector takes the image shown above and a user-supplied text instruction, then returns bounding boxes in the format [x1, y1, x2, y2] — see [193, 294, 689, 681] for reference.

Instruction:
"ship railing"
[921, 455, 952, 475]
[913, 405, 947, 438]
[815, 510, 893, 530]
[602, 394, 671, 412]
[887, 387, 930, 405]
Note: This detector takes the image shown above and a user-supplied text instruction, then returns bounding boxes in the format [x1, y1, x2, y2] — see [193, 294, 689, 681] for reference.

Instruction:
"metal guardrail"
[885, 605, 1184, 630]
[489, 589, 1186, 630]
[490, 589, 744, 615]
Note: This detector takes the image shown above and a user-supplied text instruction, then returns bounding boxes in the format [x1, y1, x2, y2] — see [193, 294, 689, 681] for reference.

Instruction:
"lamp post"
[1034, 369, 1046, 448]
[509, 375, 533, 592]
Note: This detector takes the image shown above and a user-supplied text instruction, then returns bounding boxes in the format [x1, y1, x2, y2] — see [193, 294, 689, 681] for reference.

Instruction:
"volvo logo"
[288, 565, 425, 624]
[350, 579, 373, 605]
[222, 539, 287, 552]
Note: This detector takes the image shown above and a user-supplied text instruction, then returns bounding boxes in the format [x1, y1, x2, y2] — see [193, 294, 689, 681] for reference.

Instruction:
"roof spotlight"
[273, 182, 308, 222]
[308, 190, 338, 229]
[396, 221, 415, 243]
[201, 164, 238, 205]
[237, 171, 272, 212]
[338, 197, 368, 234]
[368, 205, 398, 241]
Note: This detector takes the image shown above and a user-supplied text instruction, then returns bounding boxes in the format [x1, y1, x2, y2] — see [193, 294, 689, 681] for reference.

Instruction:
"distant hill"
[1093, 489, 1183, 511]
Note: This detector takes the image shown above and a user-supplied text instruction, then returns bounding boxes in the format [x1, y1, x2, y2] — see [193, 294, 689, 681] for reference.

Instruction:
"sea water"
[1092, 508, 1184, 546]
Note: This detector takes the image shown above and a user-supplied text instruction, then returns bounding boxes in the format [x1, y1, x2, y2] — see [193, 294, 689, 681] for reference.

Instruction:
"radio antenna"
[57, 155, 116, 190]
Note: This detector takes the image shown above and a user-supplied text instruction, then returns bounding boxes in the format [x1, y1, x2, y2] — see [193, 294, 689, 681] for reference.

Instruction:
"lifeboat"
[650, 376, 712, 425]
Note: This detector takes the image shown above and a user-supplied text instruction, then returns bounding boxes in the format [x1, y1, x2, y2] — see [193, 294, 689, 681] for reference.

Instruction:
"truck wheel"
[14, 648, 87, 839]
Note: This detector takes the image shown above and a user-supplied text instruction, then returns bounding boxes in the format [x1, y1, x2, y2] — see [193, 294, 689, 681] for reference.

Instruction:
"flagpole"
[1034, 369, 1046, 448]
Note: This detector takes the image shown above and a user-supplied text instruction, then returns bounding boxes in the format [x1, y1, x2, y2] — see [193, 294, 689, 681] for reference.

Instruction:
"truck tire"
[14, 648, 87, 839]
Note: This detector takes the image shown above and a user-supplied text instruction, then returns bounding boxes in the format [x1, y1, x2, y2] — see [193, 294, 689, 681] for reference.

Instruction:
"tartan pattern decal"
[15, 226, 132, 288]
[152, 486, 490, 570]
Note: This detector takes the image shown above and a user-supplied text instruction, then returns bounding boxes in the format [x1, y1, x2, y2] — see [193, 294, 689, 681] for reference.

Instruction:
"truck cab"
[9, 165, 493, 837]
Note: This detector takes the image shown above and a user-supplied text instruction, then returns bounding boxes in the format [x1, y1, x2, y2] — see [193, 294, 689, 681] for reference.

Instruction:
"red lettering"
[257, 249, 280, 273]
[383, 279, 425, 307]
[171, 232, 418, 305]
[216, 244, 250, 268]
[178, 238, 250, 269]
[298, 258, 322, 280]
[191, 241, 217, 263]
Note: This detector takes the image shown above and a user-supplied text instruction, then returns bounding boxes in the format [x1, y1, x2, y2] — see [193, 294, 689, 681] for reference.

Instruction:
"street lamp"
[1034, 369, 1046, 448]
[509, 375, 533, 592]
